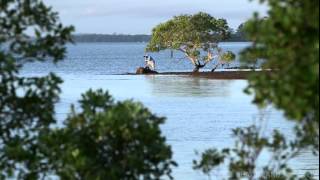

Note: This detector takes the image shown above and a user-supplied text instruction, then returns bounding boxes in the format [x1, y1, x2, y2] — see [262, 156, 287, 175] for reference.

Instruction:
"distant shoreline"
[72, 34, 248, 43]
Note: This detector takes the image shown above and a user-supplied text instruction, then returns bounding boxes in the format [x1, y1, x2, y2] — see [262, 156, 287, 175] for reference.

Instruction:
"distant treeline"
[72, 34, 151, 43]
[72, 32, 247, 43]
[226, 32, 247, 42]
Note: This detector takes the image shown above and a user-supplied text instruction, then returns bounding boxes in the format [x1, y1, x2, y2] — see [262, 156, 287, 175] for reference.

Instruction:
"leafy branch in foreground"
[194, 0, 319, 178]
[241, 0, 319, 151]
[0, 0, 74, 178]
[194, 115, 316, 180]
[45, 89, 177, 180]
[1, 1, 176, 179]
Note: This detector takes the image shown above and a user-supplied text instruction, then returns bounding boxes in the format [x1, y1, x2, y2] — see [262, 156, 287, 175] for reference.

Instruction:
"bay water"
[21, 42, 319, 179]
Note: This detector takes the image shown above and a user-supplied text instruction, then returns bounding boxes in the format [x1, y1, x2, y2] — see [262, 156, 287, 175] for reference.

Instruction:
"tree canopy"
[0, 0, 74, 178]
[194, 0, 319, 179]
[47, 89, 176, 180]
[146, 12, 236, 72]
[241, 0, 319, 151]
[0, 0, 176, 179]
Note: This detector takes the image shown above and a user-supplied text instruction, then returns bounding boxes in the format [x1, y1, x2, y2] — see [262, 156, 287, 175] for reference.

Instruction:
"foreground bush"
[47, 89, 177, 180]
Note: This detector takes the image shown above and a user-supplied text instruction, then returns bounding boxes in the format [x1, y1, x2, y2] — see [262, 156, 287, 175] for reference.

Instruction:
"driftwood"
[136, 67, 158, 74]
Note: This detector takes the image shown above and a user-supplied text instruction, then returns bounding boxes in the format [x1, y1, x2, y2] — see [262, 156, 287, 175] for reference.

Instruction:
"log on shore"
[136, 67, 159, 74]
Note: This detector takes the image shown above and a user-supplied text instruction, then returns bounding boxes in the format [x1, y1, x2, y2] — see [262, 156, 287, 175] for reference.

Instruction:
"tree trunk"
[187, 55, 208, 73]
[193, 66, 200, 73]
[211, 65, 218, 72]
[211, 63, 222, 72]
[193, 64, 206, 72]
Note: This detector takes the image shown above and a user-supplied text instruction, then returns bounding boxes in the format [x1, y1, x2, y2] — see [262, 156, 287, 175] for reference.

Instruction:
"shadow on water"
[144, 75, 234, 97]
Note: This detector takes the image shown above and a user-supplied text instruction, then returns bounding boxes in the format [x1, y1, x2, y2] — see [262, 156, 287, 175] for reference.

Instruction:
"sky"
[44, 0, 268, 35]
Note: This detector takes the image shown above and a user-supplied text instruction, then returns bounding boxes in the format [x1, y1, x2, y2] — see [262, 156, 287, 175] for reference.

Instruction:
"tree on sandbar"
[146, 12, 235, 72]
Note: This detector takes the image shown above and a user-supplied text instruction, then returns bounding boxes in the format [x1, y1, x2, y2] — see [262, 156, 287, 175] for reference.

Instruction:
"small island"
[133, 12, 260, 80]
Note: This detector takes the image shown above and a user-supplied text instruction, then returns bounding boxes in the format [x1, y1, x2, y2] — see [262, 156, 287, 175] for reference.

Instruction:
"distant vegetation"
[72, 28, 247, 43]
[72, 34, 151, 42]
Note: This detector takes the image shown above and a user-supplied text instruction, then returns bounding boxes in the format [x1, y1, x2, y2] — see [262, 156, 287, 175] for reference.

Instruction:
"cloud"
[46, 0, 266, 18]
[43, 0, 268, 33]
[78, 3, 265, 20]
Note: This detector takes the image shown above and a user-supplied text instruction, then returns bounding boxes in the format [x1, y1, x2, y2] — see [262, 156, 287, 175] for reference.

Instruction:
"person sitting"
[144, 55, 156, 71]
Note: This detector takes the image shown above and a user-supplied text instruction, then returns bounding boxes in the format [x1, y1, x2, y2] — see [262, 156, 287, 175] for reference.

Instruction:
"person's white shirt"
[144, 55, 156, 71]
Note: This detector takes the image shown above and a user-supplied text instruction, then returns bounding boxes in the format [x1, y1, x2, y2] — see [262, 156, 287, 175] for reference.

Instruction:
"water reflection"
[145, 75, 233, 97]
[54, 75, 318, 179]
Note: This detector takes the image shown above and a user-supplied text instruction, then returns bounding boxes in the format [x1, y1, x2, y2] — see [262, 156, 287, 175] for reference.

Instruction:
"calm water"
[21, 43, 319, 179]
[22, 42, 249, 75]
